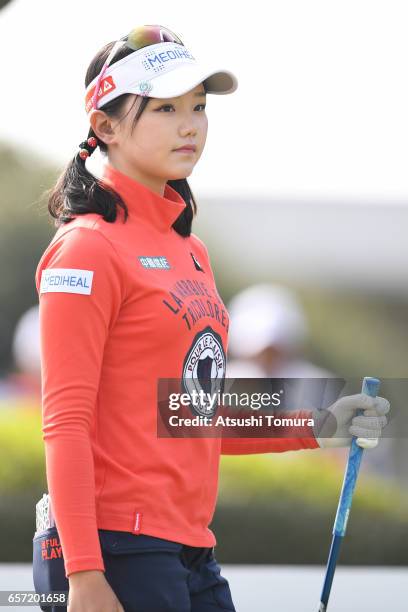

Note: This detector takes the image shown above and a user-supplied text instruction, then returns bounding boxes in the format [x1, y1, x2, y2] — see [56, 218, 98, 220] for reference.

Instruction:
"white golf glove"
[312, 393, 390, 449]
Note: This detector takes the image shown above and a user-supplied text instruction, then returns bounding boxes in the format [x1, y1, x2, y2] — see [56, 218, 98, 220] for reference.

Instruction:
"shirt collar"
[100, 163, 187, 231]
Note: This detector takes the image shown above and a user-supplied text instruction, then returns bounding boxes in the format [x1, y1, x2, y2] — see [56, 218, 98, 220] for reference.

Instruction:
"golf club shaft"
[318, 376, 381, 611]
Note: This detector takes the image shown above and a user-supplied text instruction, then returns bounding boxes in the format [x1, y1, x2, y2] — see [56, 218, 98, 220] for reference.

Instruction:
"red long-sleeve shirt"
[36, 163, 319, 577]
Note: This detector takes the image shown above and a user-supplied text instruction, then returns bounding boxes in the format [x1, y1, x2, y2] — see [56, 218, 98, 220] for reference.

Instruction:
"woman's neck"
[106, 158, 167, 197]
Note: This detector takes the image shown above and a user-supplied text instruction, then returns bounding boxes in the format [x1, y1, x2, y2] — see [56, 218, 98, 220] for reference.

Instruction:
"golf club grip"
[333, 376, 381, 537]
[318, 376, 381, 611]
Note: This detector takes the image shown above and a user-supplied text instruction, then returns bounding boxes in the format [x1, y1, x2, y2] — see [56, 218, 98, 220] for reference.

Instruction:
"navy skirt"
[33, 527, 236, 611]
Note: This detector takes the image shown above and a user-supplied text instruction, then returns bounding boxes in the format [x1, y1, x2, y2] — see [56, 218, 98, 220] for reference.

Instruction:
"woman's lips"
[173, 146, 196, 153]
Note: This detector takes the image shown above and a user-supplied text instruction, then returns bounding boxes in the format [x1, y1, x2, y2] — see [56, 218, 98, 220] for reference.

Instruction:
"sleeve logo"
[40, 268, 94, 295]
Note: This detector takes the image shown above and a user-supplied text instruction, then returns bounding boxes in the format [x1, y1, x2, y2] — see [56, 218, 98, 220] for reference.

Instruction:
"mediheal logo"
[142, 46, 195, 74]
[40, 268, 94, 295]
[85, 76, 116, 112]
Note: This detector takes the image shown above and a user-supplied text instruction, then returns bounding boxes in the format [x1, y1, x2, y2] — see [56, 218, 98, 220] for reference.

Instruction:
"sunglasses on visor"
[90, 25, 184, 111]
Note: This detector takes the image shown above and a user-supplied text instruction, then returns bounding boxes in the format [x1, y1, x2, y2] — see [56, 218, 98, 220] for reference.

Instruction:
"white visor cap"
[85, 41, 238, 114]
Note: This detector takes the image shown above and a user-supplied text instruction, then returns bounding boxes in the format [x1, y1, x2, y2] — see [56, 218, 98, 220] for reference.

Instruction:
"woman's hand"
[313, 393, 390, 449]
[67, 570, 125, 612]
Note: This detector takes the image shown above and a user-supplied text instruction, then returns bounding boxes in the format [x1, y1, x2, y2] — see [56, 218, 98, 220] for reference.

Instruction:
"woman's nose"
[178, 111, 203, 137]
[179, 123, 198, 137]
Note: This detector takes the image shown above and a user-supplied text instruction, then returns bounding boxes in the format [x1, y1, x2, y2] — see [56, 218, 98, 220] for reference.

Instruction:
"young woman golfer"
[32, 24, 390, 612]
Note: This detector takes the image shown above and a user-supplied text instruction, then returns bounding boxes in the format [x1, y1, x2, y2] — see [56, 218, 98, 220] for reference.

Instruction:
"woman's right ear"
[89, 109, 116, 146]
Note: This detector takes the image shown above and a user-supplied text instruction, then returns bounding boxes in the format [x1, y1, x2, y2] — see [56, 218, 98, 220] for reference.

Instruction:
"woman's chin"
[167, 168, 193, 181]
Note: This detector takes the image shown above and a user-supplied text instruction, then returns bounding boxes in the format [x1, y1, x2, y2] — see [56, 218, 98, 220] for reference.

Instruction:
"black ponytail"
[46, 40, 197, 236]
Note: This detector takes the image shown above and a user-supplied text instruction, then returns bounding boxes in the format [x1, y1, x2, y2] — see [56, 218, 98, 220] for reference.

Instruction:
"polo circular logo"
[138, 80, 153, 96]
[182, 326, 226, 417]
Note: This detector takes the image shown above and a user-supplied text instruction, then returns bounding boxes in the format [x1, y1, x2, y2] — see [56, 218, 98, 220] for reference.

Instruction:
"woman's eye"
[157, 105, 175, 112]
[156, 104, 206, 112]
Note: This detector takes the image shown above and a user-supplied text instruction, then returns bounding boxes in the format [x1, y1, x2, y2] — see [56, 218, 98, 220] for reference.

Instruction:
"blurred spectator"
[0, 305, 41, 402]
[225, 283, 401, 482]
[226, 283, 332, 379]
[225, 284, 335, 414]
[12, 305, 41, 378]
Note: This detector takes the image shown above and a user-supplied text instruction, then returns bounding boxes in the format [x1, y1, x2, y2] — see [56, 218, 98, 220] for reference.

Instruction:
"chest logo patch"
[182, 326, 226, 417]
[139, 256, 171, 270]
[40, 268, 93, 295]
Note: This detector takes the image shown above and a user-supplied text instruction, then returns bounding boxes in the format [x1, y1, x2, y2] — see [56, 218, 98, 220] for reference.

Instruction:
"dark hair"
[46, 41, 197, 236]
